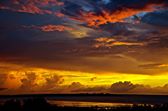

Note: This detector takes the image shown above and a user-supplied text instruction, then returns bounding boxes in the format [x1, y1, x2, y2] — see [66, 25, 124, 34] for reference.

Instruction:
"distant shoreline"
[1, 93, 168, 97]
[0, 94, 168, 104]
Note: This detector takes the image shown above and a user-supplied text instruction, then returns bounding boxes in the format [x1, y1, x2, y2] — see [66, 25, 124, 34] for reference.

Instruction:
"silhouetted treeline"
[0, 98, 168, 111]
[1, 94, 168, 104]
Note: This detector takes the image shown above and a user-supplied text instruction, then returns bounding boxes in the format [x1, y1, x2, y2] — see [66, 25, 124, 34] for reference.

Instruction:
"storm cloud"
[0, 0, 168, 94]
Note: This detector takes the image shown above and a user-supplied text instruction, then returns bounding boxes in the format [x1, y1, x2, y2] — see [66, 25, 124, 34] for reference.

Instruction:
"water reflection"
[48, 100, 132, 107]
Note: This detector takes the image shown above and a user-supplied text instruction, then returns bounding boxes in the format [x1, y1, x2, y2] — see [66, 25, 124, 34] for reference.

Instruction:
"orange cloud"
[157, 64, 168, 68]
[54, 12, 65, 17]
[24, 25, 74, 32]
[39, 25, 74, 32]
[36, 0, 64, 6]
[111, 41, 144, 46]
[93, 37, 144, 48]
[18, 3, 48, 14]
[1, 67, 168, 94]
[0, 74, 8, 89]
[0, 0, 64, 15]
[95, 37, 115, 43]
[77, 4, 163, 27]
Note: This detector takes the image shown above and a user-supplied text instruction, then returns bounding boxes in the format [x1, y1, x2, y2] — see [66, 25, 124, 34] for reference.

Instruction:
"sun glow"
[3, 67, 168, 90]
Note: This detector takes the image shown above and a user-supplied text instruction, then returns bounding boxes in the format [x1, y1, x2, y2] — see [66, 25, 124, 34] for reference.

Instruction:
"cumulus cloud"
[54, 81, 168, 94]
[1, 73, 168, 94]
[18, 72, 64, 92]
[60, 82, 107, 93]
[52, 81, 168, 94]
[109, 81, 168, 94]
[110, 81, 136, 93]
[68, 82, 84, 89]
[0, 74, 8, 91]
[42, 75, 64, 90]
[19, 72, 38, 90]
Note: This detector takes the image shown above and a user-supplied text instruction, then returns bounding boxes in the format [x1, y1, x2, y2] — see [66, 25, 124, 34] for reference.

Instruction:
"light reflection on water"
[48, 100, 132, 107]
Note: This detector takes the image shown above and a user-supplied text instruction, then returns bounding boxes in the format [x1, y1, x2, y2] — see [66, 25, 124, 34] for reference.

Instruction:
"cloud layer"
[0, 0, 168, 94]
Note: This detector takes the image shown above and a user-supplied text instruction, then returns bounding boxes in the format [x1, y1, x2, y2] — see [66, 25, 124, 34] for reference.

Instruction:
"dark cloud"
[139, 63, 163, 69]
[0, 10, 64, 26]
[0, 0, 168, 76]
[91, 77, 97, 81]
[105, 0, 166, 9]
[0, 88, 7, 91]
[110, 81, 136, 93]
[142, 10, 168, 26]
[68, 82, 85, 92]
[63, 0, 167, 27]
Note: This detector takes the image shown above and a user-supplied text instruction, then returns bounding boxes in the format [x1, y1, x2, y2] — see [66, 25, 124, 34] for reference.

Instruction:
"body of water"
[48, 100, 132, 107]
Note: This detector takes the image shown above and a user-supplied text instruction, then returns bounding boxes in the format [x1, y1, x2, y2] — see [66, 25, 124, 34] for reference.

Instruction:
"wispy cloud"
[93, 37, 144, 48]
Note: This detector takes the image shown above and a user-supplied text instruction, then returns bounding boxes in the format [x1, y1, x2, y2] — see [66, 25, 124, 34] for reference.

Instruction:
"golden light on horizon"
[3, 68, 168, 89]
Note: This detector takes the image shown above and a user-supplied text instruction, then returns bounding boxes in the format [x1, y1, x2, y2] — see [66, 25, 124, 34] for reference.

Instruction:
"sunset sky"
[0, 0, 168, 95]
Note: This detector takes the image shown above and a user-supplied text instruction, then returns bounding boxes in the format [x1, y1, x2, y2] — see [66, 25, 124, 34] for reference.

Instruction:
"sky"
[0, 0, 168, 95]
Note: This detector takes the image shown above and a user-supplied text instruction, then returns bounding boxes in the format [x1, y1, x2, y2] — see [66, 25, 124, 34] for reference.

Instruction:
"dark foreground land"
[0, 94, 168, 111]
[1, 94, 168, 104]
